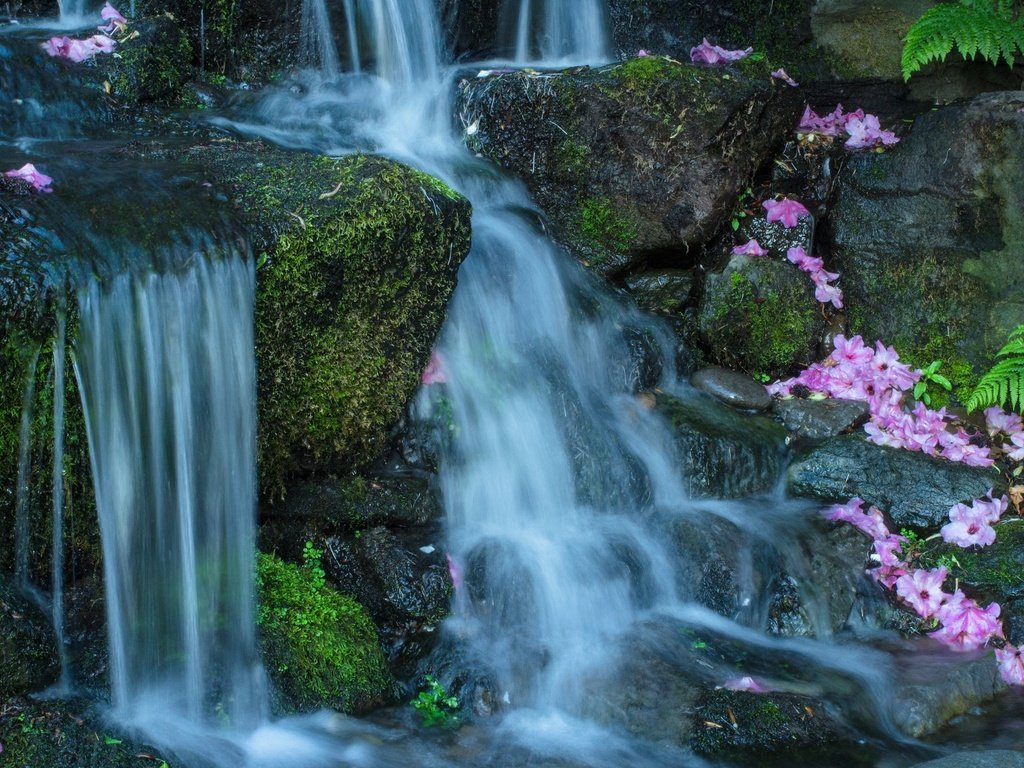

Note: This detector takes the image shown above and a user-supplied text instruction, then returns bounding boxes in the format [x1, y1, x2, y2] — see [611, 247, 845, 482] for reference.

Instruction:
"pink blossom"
[421, 349, 447, 385]
[844, 115, 899, 150]
[732, 239, 767, 256]
[931, 598, 1002, 651]
[940, 516, 996, 547]
[43, 36, 74, 57]
[689, 38, 753, 65]
[771, 68, 798, 87]
[895, 567, 948, 619]
[1005, 431, 1024, 462]
[832, 336, 873, 365]
[44, 33, 116, 62]
[826, 498, 890, 540]
[786, 246, 823, 272]
[996, 645, 1024, 685]
[813, 281, 843, 308]
[809, 268, 840, 286]
[637, 49, 650, 57]
[446, 553, 463, 589]
[763, 198, 810, 228]
[4, 163, 53, 192]
[720, 676, 769, 692]
[872, 535, 906, 567]
[98, 2, 127, 32]
[869, 564, 906, 589]
[984, 406, 1022, 437]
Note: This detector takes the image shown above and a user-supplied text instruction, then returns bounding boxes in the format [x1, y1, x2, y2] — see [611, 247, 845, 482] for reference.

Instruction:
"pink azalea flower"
[931, 598, 1002, 651]
[826, 498, 890, 540]
[1005, 431, 1024, 461]
[786, 246, 822, 272]
[809, 268, 840, 286]
[421, 349, 447, 385]
[720, 676, 769, 692]
[996, 645, 1024, 685]
[845, 115, 899, 150]
[637, 49, 650, 57]
[983, 406, 1023, 437]
[872, 535, 906, 567]
[832, 335, 873, 365]
[895, 567, 948, 619]
[763, 198, 810, 228]
[813, 281, 843, 309]
[98, 2, 127, 32]
[869, 564, 907, 589]
[941, 516, 996, 547]
[4, 163, 53, 192]
[771, 68, 798, 87]
[446, 553, 463, 589]
[732, 239, 767, 256]
[689, 38, 753, 65]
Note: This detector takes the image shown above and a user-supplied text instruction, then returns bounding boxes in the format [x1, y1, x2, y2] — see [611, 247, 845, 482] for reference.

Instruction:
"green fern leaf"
[966, 323, 1024, 412]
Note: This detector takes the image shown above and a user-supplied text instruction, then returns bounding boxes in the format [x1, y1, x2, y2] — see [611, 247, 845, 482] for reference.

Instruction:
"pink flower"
[813, 281, 843, 308]
[637, 49, 650, 57]
[1005, 431, 1024, 462]
[931, 598, 1002, 651]
[826, 498, 890, 540]
[763, 198, 810, 228]
[446, 553, 463, 589]
[98, 2, 127, 32]
[872, 535, 906, 567]
[941, 516, 996, 548]
[421, 349, 447, 385]
[996, 645, 1024, 685]
[44, 33, 116, 62]
[895, 567, 948, 619]
[786, 246, 822, 272]
[869, 564, 907, 589]
[844, 115, 899, 150]
[771, 68, 798, 87]
[720, 676, 769, 692]
[984, 406, 1023, 437]
[5, 163, 53, 192]
[832, 335, 873, 365]
[689, 38, 753, 65]
[732, 239, 767, 256]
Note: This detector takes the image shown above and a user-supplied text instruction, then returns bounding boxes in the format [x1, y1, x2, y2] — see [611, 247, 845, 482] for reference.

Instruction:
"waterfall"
[301, 0, 340, 77]
[13, 345, 41, 588]
[57, 0, 89, 24]
[347, 0, 441, 84]
[74, 255, 264, 732]
[51, 311, 69, 689]
[504, 0, 613, 65]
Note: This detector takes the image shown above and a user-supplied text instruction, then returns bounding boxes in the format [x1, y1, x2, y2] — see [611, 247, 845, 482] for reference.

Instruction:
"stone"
[829, 92, 1024, 401]
[787, 435, 1001, 529]
[909, 752, 1024, 768]
[656, 391, 787, 498]
[894, 653, 1003, 738]
[457, 55, 802, 276]
[624, 269, 694, 315]
[0, 578, 58, 697]
[691, 367, 771, 411]
[772, 397, 870, 440]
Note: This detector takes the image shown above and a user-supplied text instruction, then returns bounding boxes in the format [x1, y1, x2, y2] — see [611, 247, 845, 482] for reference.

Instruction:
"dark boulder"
[772, 397, 870, 441]
[0, 578, 59, 697]
[691, 367, 771, 411]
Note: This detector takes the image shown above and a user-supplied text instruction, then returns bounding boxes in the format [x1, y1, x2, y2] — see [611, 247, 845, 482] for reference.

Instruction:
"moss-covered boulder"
[828, 92, 1024, 401]
[0, 578, 59, 696]
[180, 142, 471, 494]
[458, 55, 802, 276]
[103, 14, 193, 104]
[698, 252, 823, 379]
[256, 550, 395, 715]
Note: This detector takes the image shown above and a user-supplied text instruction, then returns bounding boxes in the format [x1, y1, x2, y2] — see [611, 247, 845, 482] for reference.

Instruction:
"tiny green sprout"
[913, 359, 952, 406]
[412, 675, 460, 727]
[104, 735, 123, 745]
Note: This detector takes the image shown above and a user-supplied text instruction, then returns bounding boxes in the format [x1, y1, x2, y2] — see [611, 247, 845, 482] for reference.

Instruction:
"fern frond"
[965, 323, 1024, 412]
[902, 0, 1024, 80]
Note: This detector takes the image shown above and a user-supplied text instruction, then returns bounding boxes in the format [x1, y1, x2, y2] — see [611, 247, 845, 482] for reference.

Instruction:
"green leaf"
[914, 381, 927, 399]
[932, 373, 952, 390]
[104, 736, 122, 745]
[731, 219, 740, 231]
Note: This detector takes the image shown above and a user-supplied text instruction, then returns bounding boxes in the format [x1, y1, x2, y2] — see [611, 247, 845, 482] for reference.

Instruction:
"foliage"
[901, 0, 1024, 81]
[411, 676, 460, 727]
[912, 359, 953, 406]
[255, 547, 393, 714]
[966, 324, 1024, 412]
[578, 197, 637, 252]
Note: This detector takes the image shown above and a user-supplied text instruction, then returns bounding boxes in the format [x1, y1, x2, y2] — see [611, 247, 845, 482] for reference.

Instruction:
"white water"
[74, 257, 265, 735]
[302, 0, 340, 78]
[503, 0, 613, 66]
[51, 311, 69, 689]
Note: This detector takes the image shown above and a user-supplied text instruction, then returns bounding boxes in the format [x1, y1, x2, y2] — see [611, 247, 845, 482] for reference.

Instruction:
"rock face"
[183, 143, 472, 495]
[656, 391, 787, 498]
[0, 578, 58, 697]
[787, 435, 1001, 528]
[458, 56, 802, 276]
[910, 753, 1024, 768]
[691, 367, 771, 411]
[894, 653, 1004, 738]
[772, 397, 870, 440]
[828, 92, 1024, 398]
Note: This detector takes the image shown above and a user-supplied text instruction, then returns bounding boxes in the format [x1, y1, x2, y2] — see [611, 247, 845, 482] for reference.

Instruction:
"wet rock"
[742, 207, 815, 259]
[787, 435, 1001, 529]
[697, 253, 824, 379]
[894, 653, 1003, 738]
[828, 92, 1024, 400]
[909, 752, 1024, 768]
[772, 397, 870, 440]
[457, 56, 802, 276]
[102, 14, 193, 104]
[0, 578, 58, 697]
[656, 391, 787, 498]
[691, 367, 771, 411]
[624, 269, 694, 315]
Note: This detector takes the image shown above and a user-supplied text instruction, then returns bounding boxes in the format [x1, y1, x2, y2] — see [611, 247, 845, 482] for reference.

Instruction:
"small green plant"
[966, 324, 1024, 412]
[302, 540, 326, 589]
[901, 0, 1024, 81]
[730, 187, 755, 231]
[411, 676, 460, 727]
[913, 359, 953, 406]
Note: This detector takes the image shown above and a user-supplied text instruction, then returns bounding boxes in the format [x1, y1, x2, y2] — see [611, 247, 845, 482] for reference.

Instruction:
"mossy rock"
[698, 253, 823, 379]
[182, 143, 471, 494]
[256, 551, 395, 715]
[0, 577, 59, 697]
[829, 92, 1024, 404]
[458, 55, 801, 276]
[104, 14, 193, 104]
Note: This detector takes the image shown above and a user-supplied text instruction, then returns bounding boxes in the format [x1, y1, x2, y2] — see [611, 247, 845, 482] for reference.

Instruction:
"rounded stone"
[691, 366, 772, 411]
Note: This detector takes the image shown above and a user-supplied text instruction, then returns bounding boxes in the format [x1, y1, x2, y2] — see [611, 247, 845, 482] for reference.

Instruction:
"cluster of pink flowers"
[984, 405, 1024, 462]
[689, 38, 752, 65]
[826, 495, 1021, 685]
[4, 163, 53, 192]
[787, 246, 842, 308]
[762, 197, 810, 228]
[44, 3, 125, 63]
[798, 104, 899, 150]
[768, 334, 993, 468]
[940, 493, 1006, 548]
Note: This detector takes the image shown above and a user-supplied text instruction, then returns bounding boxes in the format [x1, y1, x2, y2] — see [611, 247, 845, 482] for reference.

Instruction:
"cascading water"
[501, 0, 613, 65]
[301, 0, 340, 77]
[73, 255, 265, 738]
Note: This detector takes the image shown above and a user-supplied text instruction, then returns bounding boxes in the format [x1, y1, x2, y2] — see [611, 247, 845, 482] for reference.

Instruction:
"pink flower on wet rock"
[731, 239, 767, 256]
[689, 38, 753, 65]
[930, 598, 1002, 652]
[99, 2, 127, 33]
[771, 68, 798, 87]
[996, 645, 1024, 685]
[5, 163, 53, 192]
[895, 566, 948, 619]
[637, 49, 650, 57]
[826, 497, 890, 541]
[421, 349, 447, 385]
[44, 33, 117, 62]
[720, 676, 769, 693]
[763, 197, 810, 229]
[844, 114, 899, 150]
[786, 246, 822, 272]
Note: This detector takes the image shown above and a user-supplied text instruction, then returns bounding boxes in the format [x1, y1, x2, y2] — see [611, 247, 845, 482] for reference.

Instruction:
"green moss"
[108, 16, 194, 104]
[578, 196, 637, 253]
[553, 138, 590, 180]
[256, 550, 394, 714]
